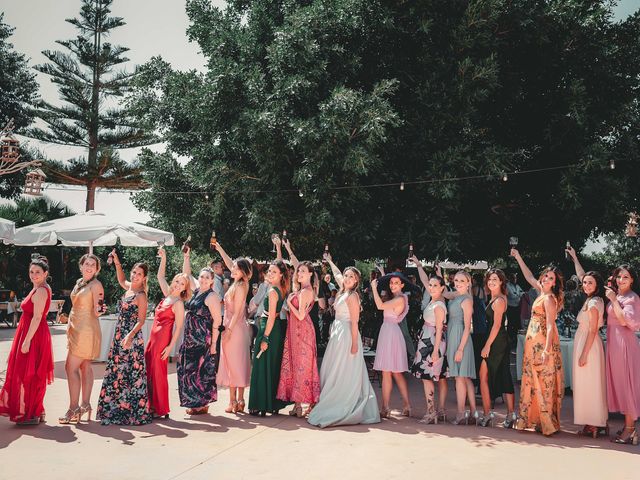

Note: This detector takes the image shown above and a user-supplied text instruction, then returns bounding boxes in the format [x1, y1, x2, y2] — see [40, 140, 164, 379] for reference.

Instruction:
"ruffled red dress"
[0, 286, 53, 422]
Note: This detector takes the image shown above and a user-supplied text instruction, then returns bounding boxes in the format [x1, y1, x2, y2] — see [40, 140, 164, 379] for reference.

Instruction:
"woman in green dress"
[249, 260, 290, 416]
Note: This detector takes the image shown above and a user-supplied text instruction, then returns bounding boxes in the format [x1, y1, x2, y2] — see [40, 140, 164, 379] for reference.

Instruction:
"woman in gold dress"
[59, 254, 106, 424]
[511, 248, 565, 436]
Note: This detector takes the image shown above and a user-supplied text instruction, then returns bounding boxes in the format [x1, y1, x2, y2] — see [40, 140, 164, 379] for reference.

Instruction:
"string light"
[204, 193, 209, 200]
[610, 159, 616, 170]
[37, 160, 616, 196]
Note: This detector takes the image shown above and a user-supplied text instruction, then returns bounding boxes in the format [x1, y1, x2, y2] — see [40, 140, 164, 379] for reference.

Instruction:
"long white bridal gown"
[308, 292, 380, 428]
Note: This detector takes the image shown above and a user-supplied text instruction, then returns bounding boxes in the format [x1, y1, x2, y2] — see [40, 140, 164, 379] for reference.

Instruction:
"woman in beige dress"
[566, 246, 608, 437]
[59, 254, 106, 424]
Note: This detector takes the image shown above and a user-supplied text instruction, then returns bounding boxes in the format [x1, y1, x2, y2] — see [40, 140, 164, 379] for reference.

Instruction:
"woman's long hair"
[171, 273, 193, 301]
[228, 258, 252, 299]
[132, 262, 149, 294]
[538, 265, 564, 311]
[484, 268, 507, 296]
[338, 266, 361, 303]
[74, 253, 101, 292]
[612, 264, 639, 294]
[272, 260, 290, 297]
[293, 261, 316, 292]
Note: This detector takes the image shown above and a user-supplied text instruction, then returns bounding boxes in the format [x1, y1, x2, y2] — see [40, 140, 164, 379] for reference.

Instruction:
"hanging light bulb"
[502, 173, 508, 182]
[298, 190, 304, 197]
[204, 193, 209, 200]
[400, 182, 405, 191]
[609, 159, 616, 170]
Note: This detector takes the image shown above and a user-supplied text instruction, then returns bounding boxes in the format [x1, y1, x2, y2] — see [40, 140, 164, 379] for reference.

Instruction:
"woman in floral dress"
[277, 261, 321, 417]
[178, 247, 223, 415]
[96, 252, 152, 425]
[511, 248, 564, 436]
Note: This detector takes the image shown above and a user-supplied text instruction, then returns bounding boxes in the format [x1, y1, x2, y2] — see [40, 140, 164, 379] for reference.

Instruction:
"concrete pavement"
[0, 325, 638, 480]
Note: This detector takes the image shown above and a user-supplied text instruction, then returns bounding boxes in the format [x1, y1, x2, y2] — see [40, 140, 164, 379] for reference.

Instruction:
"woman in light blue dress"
[445, 271, 478, 424]
[308, 254, 380, 428]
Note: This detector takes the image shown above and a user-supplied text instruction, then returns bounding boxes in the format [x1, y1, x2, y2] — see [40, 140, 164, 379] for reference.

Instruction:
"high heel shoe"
[451, 411, 469, 425]
[58, 407, 81, 425]
[225, 400, 238, 414]
[236, 400, 246, 413]
[289, 406, 303, 417]
[401, 406, 412, 418]
[578, 425, 598, 438]
[502, 412, 517, 429]
[613, 427, 639, 445]
[418, 411, 438, 425]
[380, 407, 391, 419]
[468, 410, 480, 426]
[436, 409, 447, 423]
[479, 411, 495, 427]
[79, 403, 92, 422]
[597, 424, 609, 437]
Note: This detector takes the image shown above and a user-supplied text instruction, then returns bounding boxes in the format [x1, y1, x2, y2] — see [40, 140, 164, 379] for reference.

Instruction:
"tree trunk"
[86, 180, 96, 211]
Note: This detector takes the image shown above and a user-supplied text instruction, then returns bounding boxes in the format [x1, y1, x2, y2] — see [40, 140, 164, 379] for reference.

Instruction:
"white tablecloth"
[516, 334, 574, 388]
[97, 315, 182, 362]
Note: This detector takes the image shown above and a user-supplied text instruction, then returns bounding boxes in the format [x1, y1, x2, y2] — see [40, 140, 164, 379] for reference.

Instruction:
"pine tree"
[29, 0, 155, 210]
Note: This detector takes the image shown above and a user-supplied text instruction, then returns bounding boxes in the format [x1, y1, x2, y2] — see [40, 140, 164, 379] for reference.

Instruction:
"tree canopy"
[0, 13, 39, 198]
[29, 0, 156, 211]
[129, 0, 640, 262]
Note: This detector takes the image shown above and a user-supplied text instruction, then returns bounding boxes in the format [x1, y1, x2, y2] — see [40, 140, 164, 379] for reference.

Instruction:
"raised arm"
[274, 235, 283, 261]
[323, 253, 344, 289]
[370, 278, 405, 312]
[510, 248, 539, 291]
[214, 242, 234, 272]
[410, 255, 430, 290]
[157, 247, 170, 297]
[605, 289, 640, 330]
[181, 247, 197, 291]
[565, 246, 586, 281]
[111, 249, 130, 290]
[282, 238, 300, 269]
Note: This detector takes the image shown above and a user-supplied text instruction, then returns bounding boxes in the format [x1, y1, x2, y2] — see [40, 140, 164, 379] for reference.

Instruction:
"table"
[97, 315, 183, 362]
[0, 301, 19, 327]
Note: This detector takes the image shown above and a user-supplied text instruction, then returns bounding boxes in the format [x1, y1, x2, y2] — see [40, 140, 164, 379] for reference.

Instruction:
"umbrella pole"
[89, 241, 93, 254]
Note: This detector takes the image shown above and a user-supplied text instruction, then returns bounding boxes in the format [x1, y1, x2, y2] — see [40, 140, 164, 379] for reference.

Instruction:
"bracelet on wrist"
[263, 335, 270, 344]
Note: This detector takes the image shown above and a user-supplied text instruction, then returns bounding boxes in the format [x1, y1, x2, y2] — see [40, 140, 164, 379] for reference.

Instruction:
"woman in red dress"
[144, 247, 190, 419]
[0, 255, 54, 424]
[277, 261, 320, 416]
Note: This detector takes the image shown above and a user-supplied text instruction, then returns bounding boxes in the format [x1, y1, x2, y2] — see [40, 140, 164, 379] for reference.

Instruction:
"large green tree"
[0, 13, 39, 199]
[29, 0, 155, 211]
[129, 0, 640, 262]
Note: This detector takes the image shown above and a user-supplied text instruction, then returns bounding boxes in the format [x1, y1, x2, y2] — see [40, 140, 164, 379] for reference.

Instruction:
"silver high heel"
[479, 411, 496, 427]
[437, 409, 447, 423]
[451, 411, 469, 425]
[469, 410, 480, 426]
[502, 412, 517, 429]
[418, 411, 438, 425]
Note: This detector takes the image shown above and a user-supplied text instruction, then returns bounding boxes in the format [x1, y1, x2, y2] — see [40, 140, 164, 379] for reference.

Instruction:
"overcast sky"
[2, 0, 639, 226]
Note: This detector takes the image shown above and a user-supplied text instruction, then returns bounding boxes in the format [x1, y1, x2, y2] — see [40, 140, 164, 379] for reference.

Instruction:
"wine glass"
[157, 240, 165, 257]
[271, 233, 279, 253]
[509, 236, 518, 254]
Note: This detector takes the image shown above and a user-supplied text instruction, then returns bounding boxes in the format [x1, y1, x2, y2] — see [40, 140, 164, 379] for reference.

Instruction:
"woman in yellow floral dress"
[511, 248, 564, 436]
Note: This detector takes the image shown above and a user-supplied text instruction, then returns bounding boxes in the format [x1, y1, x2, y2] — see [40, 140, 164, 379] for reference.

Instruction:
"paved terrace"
[0, 325, 637, 480]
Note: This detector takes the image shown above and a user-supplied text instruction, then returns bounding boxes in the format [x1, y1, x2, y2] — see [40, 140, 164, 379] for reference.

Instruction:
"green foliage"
[0, 13, 40, 199]
[28, 0, 155, 210]
[129, 0, 640, 262]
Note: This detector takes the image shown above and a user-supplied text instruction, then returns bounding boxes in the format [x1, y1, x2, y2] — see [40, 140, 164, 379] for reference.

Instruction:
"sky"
[1, 0, 639, 233]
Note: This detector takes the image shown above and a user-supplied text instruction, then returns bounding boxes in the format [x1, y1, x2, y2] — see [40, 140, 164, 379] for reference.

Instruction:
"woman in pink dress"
[214, 242, 252, 414]
[566, 247, 607, 437]
[0, 255, 53, 424]
[605, 264, 640, 445]
[145, 247, 189, 419]
[371, 273, 412, 418]
[277, 261, 321, 416]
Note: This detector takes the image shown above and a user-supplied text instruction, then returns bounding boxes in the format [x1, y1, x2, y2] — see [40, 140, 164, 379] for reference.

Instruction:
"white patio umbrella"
[0, 217, 16, 244]
[12, 210, 174, 252]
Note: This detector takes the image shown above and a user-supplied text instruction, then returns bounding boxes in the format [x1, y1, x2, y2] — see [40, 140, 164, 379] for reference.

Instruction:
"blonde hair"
[455, 270, 472, 294]
[172, 273, 192, 301]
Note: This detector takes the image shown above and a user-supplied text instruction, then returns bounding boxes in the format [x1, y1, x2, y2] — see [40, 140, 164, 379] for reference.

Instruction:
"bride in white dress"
[308, 254, 380, 428]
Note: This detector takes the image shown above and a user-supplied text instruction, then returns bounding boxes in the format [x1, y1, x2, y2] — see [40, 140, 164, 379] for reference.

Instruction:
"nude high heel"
[59, 407, 81, 425]
[79, 403, 92, 422]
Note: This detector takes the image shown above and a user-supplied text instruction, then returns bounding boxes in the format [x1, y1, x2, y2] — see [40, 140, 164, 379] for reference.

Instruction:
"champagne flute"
[271, 233, 279, 253]
[509, 236, 518, 255]
[181, 235, 192, 254]
[565, 241, 571, 261]
[157, 240, 165, 257]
